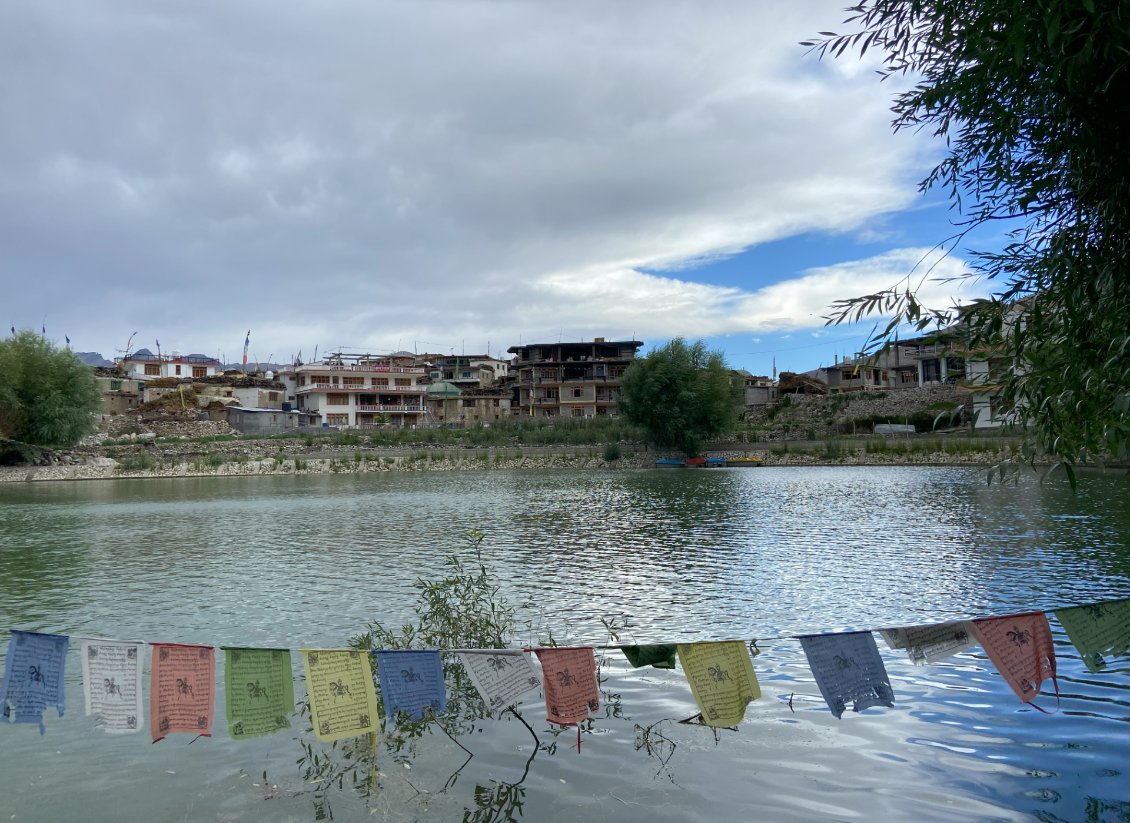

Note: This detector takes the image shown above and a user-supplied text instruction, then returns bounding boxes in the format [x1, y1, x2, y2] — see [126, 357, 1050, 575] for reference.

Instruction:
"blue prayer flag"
[1, 630, 70, 734]
[374, 650, 446, 723]
[799, 631, 894, 719]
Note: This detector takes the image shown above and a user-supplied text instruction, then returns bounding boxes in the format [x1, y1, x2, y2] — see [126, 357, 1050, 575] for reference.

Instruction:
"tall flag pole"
[242, 330, 251, 373]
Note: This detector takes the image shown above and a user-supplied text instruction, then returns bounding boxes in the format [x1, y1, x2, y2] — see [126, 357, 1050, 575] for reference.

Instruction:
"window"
[268, 391, 279, 401]
[571, 387, 584, 398]
[175, 365, 182, 376]
[192, 366, 206, 378]
[900, 371, 917, 384]
[395, 378, 411, 387]
[463, 399, 475, 408]
[572, 407, 585, 417]
[343, 377, 364, 386]
[326, 413, 348, 426]
[299, 376, 306, 386]
[110, 379, 122, 391]
[326, 393, 349, 406]
[373, 378, 389, 387]
[841, 370, 854, 381]
[144, 364, 160, 376]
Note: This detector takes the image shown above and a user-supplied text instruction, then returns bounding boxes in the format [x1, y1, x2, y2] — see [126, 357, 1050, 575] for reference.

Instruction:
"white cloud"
[0, 0, 952, 362]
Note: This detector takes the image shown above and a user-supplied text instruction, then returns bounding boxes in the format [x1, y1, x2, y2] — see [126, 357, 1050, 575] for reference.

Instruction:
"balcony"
[297, 384, 425, 395]
[357, 404, 425, 413]
[296, 363, 425, 375]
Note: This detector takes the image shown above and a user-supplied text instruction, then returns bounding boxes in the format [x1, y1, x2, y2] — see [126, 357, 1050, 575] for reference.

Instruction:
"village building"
[277, 352, 428, 428]
[94, 371, 145, 416]
[116, 349, 222, 381]
[508, 338, 642, 419]
[420, 354, 510, 388]
[731, 370, 779, 406]
[226, 406, 321, 435]
[819, 333, 964, 394]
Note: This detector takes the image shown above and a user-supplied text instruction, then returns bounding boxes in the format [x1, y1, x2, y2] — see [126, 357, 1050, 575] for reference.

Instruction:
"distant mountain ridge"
[76, 352, 114, 367]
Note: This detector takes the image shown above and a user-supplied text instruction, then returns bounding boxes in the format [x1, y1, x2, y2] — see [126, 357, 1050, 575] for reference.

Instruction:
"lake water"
[1, 467, 1128, 822]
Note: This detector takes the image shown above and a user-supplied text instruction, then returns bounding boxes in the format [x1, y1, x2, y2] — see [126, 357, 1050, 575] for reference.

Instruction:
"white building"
[117, 349, 222, 381]
[279, 353, 429, 428]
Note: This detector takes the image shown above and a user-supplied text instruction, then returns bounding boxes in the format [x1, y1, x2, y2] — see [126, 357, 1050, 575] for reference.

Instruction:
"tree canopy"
[806, 1, 1130, 476]
[618, 338, 740, 457]
[0, 331, 102, 463]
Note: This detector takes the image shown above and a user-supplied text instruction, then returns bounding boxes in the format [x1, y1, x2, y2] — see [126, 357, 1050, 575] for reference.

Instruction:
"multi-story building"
[279, 352, 428, 428]
[421, 354, 510, 388]
[820, 333, 964, 393]
[507, 338, 643, 419]
[117, 349, 222, 381]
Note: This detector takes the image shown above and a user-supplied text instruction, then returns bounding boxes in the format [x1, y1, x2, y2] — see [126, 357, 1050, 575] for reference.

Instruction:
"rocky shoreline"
[0, 441, 1015, 483]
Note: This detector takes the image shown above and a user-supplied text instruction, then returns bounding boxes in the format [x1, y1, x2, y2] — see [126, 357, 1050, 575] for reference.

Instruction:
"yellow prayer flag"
[677, 641, 760, 727]
[301, 650, 380, 743]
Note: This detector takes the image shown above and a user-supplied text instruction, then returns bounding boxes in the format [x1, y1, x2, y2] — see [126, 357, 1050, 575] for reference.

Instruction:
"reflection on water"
[1, 467, 1128, 822]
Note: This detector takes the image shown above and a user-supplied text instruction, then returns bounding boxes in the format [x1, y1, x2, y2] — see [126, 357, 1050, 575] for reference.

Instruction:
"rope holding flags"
[3, 597, 1129, 748]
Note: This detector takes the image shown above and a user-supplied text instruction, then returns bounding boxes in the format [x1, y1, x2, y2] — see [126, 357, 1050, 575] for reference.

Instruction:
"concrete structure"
[95, 374, 145, 416]
[962, 356, 1017, 429]
[117, 349, 222, 382]
[732, 370, 779, 406]
[278, 352, 428, 428]
[227, 407, 320, 435]
[508, 338, 642, 419]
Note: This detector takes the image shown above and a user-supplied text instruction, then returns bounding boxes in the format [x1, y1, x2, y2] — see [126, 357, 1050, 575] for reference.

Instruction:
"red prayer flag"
[533, 647, 599, 726]
[970, 612, 1058, 708]
[150, 643, 215, 742]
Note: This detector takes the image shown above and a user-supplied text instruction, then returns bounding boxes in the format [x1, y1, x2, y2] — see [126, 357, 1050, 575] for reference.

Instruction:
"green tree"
[0, 331, 102, 463]
[807, 1, 1130, 476]
[618, 338, 740, 456]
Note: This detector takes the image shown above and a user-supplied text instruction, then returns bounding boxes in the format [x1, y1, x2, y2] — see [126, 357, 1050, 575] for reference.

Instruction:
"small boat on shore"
[655, 458, 686, 468]
[726, 456, 763, 467]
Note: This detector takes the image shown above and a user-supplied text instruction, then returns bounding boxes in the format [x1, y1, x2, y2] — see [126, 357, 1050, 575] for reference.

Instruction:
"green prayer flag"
[1055, 600, 1130, 673]
[620, 644, 677, 669]
[224, 648, 295, 740]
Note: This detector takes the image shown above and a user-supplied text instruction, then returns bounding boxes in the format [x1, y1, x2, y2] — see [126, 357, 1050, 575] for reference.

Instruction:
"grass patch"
[116, 453, 157, 472]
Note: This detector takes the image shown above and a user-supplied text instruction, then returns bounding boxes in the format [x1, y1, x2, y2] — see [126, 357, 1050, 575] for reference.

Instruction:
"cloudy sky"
[2, 1, 994, 374]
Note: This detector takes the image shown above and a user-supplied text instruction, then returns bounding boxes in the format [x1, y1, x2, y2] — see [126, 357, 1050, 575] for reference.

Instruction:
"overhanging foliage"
[806, 0, 1130, 476]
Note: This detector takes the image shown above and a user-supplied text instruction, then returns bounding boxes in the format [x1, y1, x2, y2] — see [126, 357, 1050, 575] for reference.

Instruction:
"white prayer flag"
[457, 650, 541, 710]
[81, 640, 144, 734]
[880, 621, 976, 665]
